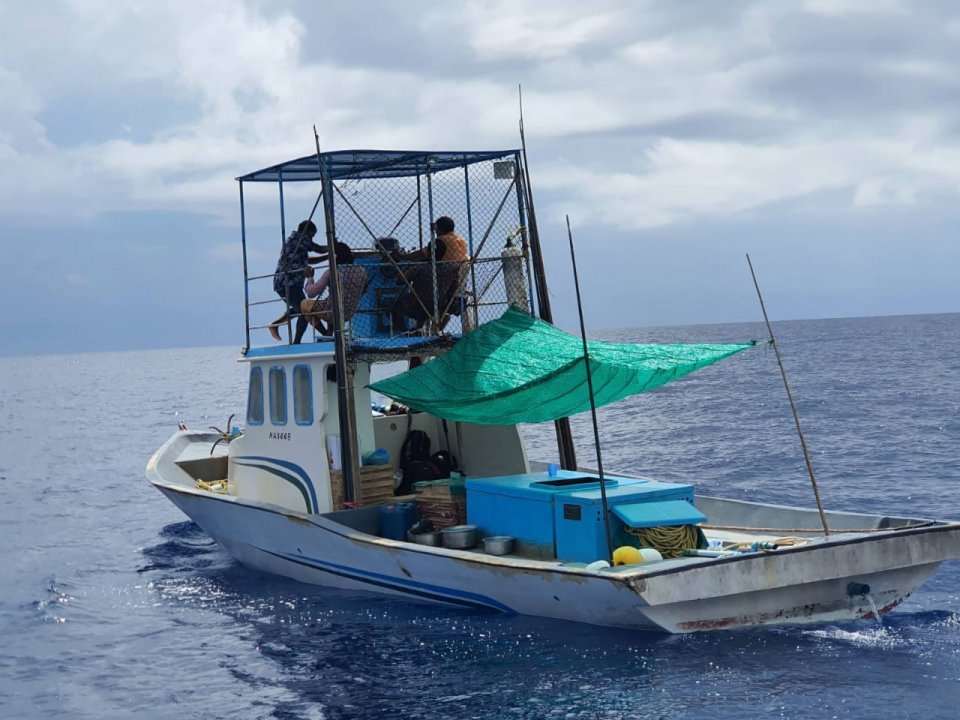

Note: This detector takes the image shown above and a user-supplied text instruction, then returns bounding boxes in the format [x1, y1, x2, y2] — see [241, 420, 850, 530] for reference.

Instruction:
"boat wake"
[804, 625, 901, 648]
[802, 609, 960, 649]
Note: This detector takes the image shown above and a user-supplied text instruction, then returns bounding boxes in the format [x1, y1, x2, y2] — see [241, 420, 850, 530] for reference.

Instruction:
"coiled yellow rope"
[626, 525, 698, 559]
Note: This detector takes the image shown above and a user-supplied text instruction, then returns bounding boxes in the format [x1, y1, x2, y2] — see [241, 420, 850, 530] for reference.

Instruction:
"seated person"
[390, 262, 451, 331]
[297, 242, 369, 341]
[398, 215, 468, 264]
[390, 216, 468, 331]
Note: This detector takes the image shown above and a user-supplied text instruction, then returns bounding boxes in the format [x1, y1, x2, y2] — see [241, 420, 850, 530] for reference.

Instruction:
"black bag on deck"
[398, 460, 436, 493]
[396, 416, 433, 494]
[429, 450, 457, 479]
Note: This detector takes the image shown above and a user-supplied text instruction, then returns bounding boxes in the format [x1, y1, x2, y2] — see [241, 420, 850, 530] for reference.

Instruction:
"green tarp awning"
[368, 307, 754, 425]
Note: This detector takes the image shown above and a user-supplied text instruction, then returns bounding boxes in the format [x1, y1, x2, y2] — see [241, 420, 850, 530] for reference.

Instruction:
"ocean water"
[1, 313, 959, 719]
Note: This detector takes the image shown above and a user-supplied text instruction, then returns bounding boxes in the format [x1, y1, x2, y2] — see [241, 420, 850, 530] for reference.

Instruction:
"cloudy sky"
[2, 0, 959, 356]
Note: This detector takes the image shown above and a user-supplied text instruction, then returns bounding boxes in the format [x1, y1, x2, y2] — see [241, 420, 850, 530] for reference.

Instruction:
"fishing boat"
[147, 145, 960, 633]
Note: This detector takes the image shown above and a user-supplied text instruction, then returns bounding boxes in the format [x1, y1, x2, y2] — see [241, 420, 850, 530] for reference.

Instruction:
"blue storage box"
[467, 471, 703, 562]
[467, 470, 648, 559]
[466, 473, 568, 558]
[553, 480, 697, 563]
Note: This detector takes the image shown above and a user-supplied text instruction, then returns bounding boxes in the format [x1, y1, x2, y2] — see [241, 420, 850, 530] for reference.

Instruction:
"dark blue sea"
[2, 313, 959, 719]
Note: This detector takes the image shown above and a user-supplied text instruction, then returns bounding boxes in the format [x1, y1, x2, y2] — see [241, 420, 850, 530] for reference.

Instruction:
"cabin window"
[293, 365, 313, 425]
[269, 366, 287, 425]
[247, 367, 264, 425]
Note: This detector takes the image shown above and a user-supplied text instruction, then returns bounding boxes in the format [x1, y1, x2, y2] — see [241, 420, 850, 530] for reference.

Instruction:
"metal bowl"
[408, 530, 442, 546]
[442, 524, 478, 549]
[482, 535, 514, 556]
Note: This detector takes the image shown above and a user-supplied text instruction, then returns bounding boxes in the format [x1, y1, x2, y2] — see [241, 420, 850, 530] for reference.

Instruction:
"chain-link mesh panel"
[327, 155, 532, 359]
[242, 153, 534, 352]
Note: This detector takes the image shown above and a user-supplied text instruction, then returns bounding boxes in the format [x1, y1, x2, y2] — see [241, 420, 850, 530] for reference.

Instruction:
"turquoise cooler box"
[554, 482, 705, 563]
[465, 473, 577, 558]
[467, 471, 702, 561]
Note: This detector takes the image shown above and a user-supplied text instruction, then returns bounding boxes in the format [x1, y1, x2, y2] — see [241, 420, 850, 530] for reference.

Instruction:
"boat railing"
[243, 251, 532, 355]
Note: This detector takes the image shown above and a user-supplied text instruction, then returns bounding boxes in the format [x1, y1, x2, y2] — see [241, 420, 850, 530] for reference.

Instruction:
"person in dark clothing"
[390, 261, 459, 331]
[391, 216, 468, 332]
[268, 219, 325, 341]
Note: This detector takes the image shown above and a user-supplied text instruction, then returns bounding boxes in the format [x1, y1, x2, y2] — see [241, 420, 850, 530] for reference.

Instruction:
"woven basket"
[413, 478, 467, 529]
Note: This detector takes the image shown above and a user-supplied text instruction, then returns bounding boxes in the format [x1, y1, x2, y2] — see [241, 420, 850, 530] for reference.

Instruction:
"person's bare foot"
[268, 324, 282, 341]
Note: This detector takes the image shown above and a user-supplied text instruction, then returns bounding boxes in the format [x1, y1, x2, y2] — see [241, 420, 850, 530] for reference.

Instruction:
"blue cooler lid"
[612, 500, 707, 528]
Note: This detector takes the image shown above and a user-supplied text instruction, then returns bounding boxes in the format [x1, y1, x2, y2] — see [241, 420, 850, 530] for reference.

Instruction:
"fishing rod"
[567, 215, 614, 562]
[519, 85, 578, 472]
[746, 253, 830, 535]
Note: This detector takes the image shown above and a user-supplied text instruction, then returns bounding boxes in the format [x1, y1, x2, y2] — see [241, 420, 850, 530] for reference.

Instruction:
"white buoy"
[585, 560, 611, 572]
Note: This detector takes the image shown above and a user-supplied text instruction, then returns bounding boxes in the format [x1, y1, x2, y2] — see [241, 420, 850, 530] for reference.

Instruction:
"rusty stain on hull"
[677, 594, 907, 631]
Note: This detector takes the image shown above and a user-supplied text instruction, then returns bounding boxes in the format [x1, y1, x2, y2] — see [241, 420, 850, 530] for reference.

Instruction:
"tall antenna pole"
[519, 85, 578, 472]
[746, 254, 829, 535]
[315, 126, 359, 504]
[567, 216, 613, 562]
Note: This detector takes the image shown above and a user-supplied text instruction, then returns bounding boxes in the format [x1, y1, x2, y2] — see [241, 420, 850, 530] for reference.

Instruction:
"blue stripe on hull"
[234, 455, 319, 512]
[264, 549, 515, 614]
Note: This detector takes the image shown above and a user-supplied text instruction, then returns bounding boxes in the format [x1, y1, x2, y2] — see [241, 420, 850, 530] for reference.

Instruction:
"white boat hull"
[153, 479, 960, 633]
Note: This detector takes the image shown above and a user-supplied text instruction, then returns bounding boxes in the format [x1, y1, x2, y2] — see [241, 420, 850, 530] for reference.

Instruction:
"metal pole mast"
[519, 85, 578, 471]
[746, 254, 830, 535]
[315, 126, 359, 504]
[566, 216, 613, 562]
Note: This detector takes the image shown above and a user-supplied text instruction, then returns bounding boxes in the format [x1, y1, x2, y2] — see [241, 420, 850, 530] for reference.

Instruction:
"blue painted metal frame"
[426, 171, 438, 325]
[416, 174, 423, 249]
[240, 181, 251, 349]
[278, 169, 287, 244]
[464, 164, 475, 256]
[237, 147, 527, 348]
[245, 343, 336, 358]
[237, 149, 520, 183]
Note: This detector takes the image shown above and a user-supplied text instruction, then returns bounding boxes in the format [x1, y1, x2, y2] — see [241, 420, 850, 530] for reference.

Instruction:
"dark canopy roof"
[237, 149, 519, 183]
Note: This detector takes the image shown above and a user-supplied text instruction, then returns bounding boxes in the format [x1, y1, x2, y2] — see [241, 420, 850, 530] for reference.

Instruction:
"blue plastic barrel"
[380, 502, 419, 540]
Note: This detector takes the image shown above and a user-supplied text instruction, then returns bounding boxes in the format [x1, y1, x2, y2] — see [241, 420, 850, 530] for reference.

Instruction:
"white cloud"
[2, 0, 960, 232]
[425, 0, 622, 60]
[537, 132, 952, 229]
[802, 0, 906, 17]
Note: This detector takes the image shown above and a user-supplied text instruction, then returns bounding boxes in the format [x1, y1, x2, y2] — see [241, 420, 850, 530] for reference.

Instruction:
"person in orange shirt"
[400, 216, 467, 263]
[392, 216, 470, 331]
[432, 215, 467, 262]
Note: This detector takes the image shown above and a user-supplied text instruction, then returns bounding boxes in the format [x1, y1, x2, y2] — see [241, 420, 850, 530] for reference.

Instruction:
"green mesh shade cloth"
[369, 307, 755, 425]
